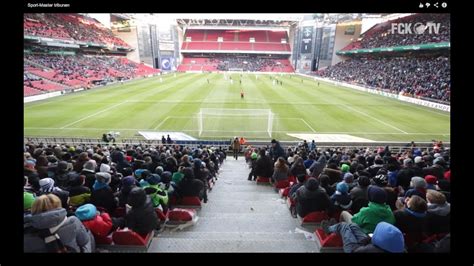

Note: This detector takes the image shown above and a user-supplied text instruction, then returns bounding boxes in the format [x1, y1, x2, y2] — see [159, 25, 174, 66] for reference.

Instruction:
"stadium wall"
[24, 91, 64, 103]
[115, 26, 140, 63]
[298, 73, 450, 112]
[331, 22, 362, 66]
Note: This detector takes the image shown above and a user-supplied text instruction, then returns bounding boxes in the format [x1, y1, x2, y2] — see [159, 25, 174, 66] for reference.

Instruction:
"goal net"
[198, 108, 274, 138]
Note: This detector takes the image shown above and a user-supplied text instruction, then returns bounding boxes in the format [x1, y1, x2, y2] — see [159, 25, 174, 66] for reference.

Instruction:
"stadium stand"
[24, 13, 132, 48]
[317, 56, 450, 102]
[341, 14, 450, 51]
[23, 138, 450, 252]
[24, 54, 160, 89]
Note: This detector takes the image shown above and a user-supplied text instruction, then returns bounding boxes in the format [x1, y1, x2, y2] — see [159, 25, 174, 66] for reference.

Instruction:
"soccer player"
[241, 89, 244, 99]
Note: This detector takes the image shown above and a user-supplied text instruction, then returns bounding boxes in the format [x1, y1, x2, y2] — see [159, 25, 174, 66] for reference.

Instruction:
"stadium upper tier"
[341, 13, 450, 51]
[181, 29, 291, 52]
[24, 54, 160, 96]
[24, 13, 131, 48]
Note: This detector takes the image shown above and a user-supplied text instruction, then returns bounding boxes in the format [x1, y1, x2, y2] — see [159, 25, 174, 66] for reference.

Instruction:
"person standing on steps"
[232, 137, 240, 160]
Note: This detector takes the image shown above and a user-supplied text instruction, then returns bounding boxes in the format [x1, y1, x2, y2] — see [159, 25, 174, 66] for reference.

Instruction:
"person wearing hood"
[295, 177, 333, 218]
[272, 157, 290, 183]
[81, 160, 97, 190]
[143, 174, 169, 212]
[309, 154, 327, 178]
[248, 152, 258, 181]
[24, 194, 94, 253]
[270, 139, 285, 163]
[255, 149, 274, 179]
[350, 176, 370, 214]
[66, 172, 91, 208]
[53, 160, 71, 189]
[114, 187, 158, 237]
[176, 167, 205, 201]
[322, 221, 405, 253]
[348, 186, 396, 234]
[90, 172, 117, 214]
[118, 176, 138, 207]
[319, 174, 335, 197]
[425, 189, 450, 235]
[331, 182, 352, 211]
[193, 159, 209, 202]
[110, 150, 131, 174]
[394, 195, 428, 250]
[75, 203, 113, 244]
[38, 178, 70, 210]
[290, 157, 306, 177]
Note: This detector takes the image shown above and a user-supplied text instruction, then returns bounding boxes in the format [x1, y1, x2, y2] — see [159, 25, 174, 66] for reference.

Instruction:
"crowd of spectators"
[318, 56, 450, 102]
[344, 13, 450, 50]
[244, 139, 450, 252]
[24, 13, 131, 48]
[25, 54, 159, 88]
[216, 56, 290, 72]
[24, 142, 226, 252]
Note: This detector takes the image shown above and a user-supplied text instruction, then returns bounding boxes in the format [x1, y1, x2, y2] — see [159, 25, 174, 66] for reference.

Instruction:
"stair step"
[148, 238, 317, 253]
[156, 231, 310, 241]
[168, 215, 299, 233]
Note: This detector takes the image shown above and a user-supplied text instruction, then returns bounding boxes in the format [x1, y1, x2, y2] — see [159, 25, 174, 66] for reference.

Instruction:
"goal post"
[197, 108, 274, 138]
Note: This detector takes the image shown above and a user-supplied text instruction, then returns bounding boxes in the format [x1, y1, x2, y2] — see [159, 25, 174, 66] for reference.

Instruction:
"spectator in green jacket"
[340, 185, 395, 234]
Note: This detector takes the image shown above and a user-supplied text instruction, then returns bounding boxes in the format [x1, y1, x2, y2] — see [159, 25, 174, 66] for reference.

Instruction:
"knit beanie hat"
[39, 178, 55, 193]
[368, 185, 387, 204]
[424, 175, 437, 185]
[371, 222, 405, 253]
[147, 174, 161, 185]
[336, 182, 349, 194]
[411, 176, 427, 189]
[24, 192, 35, 210]
[75, 204, 97, 221]
[95, 172, 111, 184]
[83, 160, 97, 173]
[341, 164, 350, 173]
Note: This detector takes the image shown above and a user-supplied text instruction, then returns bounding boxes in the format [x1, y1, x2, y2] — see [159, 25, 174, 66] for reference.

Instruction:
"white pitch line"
[154, 116, 170, 130]
[60, 101, 129, 129]
[24, 127, 450, 135]
[342, 104, 408, 134]
[300, 119, 316, 133]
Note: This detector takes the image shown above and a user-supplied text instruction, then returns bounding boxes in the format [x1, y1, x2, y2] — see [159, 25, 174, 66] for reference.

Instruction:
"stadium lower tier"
[177, 56, 294, 73]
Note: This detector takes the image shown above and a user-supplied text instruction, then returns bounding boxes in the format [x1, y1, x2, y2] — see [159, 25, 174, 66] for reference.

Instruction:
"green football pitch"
[24, 73, 450, 142]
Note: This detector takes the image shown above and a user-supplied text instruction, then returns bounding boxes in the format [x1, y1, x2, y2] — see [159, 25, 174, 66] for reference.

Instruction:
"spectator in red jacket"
[75, 203, 114, 244]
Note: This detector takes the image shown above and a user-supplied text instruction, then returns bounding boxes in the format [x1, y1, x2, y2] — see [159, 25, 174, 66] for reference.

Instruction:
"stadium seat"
[274, 180, 290, 189]
[279, 187, 290, 198]
[256, 176, 271, 184]
[166, 208, 197, 225]
[297, 211, 330, 226]
[155, 208, 168, 222]
[96, 229, 154, 253]
[169, 195, 202, 208]
[315, 228, 344, 252]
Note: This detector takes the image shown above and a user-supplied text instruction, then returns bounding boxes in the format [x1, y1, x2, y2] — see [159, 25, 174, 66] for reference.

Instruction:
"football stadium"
[24, 13, 450, 253]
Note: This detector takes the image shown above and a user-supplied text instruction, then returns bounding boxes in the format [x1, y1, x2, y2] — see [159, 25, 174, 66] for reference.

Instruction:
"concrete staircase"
[149, 158, 319, 252]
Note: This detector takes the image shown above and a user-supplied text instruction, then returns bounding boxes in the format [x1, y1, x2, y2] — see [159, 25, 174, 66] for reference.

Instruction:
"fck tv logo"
[391, 22, 441, 35]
